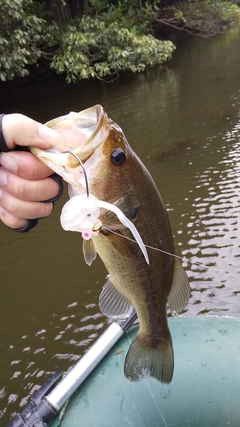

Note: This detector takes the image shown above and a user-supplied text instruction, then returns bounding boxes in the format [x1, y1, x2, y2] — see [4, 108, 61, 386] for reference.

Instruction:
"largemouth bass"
[31, 105, 190, 384]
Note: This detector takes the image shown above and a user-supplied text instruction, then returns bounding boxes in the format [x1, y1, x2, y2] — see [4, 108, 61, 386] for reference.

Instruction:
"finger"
[0, 167, 60, 202]
[2, 114, 61, 151]
[0, 207, 38, 232]
[0, 188, 53, 220]
[0, 151, 53, 180]
[10, 219, 39, 233]
[0, 207, 28, 229]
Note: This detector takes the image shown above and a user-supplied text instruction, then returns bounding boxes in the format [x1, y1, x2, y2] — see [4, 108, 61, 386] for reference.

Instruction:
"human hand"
[0, 113, 63, 232]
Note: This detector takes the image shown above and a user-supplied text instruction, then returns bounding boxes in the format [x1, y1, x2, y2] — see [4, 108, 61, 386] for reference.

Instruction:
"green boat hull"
[52, 316, 240, 427]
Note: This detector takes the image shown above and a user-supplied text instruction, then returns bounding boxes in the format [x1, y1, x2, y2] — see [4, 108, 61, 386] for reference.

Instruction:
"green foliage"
[0, 0, 54, 81]
[51, 15, 176, 82]
[209, 1, 240, 22]
[174, 0, 240, 35]
[203, 1, 240, 22]
[0, 0, 239, 83]
[89, 0, 159, 34]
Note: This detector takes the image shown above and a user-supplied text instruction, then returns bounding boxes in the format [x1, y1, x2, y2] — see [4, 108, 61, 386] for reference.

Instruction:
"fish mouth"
[30, 105, 110, 183]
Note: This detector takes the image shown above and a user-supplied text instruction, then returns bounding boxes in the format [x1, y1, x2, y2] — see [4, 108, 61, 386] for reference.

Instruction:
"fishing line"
[103, 226, 240, 280]
[63, 151, 90, 197]
[60, 152, 240, 280]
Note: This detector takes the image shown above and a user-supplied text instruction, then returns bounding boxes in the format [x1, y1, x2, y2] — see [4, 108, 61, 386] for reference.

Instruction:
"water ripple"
[174, 117, 240, 317]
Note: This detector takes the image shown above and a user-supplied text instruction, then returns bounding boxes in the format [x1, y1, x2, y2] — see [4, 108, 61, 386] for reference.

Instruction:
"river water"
[1, 26, 240, 424]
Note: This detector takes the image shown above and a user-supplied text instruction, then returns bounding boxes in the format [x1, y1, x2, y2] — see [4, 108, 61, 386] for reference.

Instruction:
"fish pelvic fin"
[124, 334, 174, 384]
[82, 239, 97, 266]
[99, 276, 134, 320]
[167, 258, 190, 314]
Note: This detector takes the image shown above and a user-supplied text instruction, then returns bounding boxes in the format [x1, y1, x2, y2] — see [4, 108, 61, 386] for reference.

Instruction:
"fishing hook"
[63, 151, 89, 197]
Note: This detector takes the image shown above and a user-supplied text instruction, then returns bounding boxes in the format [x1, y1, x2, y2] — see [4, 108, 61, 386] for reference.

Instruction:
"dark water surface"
[1, 27, 240, 424]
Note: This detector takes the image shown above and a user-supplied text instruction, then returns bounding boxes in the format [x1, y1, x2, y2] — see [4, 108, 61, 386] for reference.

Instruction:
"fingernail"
[0, 153, 17, 173]
[38, 124, 58, 143]
[0, 169, 7, 186]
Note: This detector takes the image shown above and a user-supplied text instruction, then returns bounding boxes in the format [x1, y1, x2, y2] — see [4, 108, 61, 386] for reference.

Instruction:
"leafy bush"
[173, 0, 240, 35]
[0, 0, 50, 81]
[51, 16, 176, 82]
[203, 1, 240, 22]
[0, 0, 239, 83]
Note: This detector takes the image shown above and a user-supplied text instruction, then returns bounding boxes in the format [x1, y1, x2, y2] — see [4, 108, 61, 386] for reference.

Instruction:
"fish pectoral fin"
[99, 275, 133, 320]
[124, 334, 174, 384]
[82, 239, 97, 266]
[167, 258, 190, 314]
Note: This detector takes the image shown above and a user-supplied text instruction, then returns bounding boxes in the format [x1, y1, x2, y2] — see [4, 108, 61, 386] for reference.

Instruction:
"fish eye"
[111, 148, 126, 166]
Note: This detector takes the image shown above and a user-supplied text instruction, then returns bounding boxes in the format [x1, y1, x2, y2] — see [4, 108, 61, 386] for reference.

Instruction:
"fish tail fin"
[124, 333, 174, 384]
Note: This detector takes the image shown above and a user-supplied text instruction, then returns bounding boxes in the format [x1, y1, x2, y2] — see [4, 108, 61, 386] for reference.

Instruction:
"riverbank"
[154, 1, 240, 41]
[0, 0, 240, 86]
[1, 25, 240, 427]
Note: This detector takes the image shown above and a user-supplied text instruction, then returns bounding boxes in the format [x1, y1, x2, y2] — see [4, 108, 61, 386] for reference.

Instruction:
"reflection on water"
[0, 27, 240, 424]
[173, 111, 240, 316]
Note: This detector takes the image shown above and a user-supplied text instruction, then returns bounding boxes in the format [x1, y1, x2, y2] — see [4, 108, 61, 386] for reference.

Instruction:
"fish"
[31, 105, 190, 384]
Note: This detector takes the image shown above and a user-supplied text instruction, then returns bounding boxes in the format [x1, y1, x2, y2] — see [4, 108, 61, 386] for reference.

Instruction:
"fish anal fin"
[99, 275, 133, 320]
[167, 258, 190, 314]
[124, 334, 174, 384]
[82, 239, 97, 266]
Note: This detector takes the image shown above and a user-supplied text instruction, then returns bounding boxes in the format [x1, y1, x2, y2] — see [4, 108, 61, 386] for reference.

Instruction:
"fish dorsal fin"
[167, 258, 190, 314]
[99, 275, 133, 320]
[82, 239, 97, 266]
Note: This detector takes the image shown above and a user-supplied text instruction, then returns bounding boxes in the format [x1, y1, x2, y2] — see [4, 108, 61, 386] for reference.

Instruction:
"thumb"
[2, 113, 61, 151]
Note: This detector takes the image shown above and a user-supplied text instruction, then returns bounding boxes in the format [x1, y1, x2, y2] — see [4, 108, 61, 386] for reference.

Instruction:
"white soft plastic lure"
[60, 193, 149, 264]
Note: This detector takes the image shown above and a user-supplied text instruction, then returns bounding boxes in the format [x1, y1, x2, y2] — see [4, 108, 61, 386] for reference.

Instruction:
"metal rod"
[45, 310, 137, 411]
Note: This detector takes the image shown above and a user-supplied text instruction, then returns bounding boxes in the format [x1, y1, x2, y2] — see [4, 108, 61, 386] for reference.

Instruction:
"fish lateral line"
[103, 227, 240, 281]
